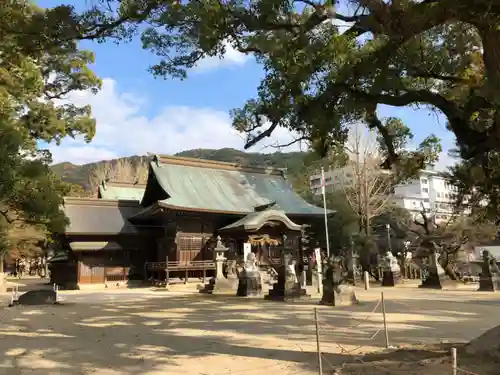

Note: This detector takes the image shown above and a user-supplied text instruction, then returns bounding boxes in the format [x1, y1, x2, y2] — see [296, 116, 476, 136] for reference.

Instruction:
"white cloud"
[48, 78, 302, 165]
[49, 78, 459, 170]
[435, 150, 459, 172]
[193, 40, 250, 72]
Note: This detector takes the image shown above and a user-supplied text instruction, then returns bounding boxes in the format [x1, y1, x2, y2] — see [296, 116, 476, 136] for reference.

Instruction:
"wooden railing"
[375, 263, 422, 280]
[144, 259, 216, 285]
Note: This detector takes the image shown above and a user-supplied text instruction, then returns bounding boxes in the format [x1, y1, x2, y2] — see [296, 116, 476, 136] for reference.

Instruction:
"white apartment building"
[391, 170, 459, 222]
[309, 168, 460, 222]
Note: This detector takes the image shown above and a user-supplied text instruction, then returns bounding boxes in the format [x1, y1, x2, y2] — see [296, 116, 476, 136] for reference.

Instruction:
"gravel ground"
[0, 286, 499, 375]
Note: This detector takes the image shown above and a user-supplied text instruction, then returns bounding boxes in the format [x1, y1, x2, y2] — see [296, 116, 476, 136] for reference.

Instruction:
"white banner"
[243, 243, 252, 261]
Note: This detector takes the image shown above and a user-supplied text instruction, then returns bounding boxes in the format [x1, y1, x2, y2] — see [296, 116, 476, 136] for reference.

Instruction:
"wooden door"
[177, 236, 204, 264]
[79, 261, 92, 284]
[106, 267, 127, 282]
[91, 266, 105, 284]
[78, 258, 105, 284]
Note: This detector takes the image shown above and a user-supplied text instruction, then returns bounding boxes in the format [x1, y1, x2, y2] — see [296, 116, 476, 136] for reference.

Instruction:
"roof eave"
[157, 201, 248, 215]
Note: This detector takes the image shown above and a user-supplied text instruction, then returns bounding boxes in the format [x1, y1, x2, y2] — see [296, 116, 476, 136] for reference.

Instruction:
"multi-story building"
[309, 168, 460, 222]
[391, 170, 459, 222]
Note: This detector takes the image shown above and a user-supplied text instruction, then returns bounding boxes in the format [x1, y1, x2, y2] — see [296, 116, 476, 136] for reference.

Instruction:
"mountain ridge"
[51, 148, 309, 187]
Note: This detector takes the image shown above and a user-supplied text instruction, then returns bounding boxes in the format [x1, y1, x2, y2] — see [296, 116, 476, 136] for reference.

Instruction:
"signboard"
[314, 247, 323, 294]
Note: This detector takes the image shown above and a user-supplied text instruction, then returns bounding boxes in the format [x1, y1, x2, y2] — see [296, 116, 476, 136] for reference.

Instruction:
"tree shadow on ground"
[0, 289, 499, 375]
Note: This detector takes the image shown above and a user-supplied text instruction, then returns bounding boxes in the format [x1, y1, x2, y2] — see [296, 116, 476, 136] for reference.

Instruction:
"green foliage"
[47, 0, 500, 218]
[377, 118, 442, 180]
[0, 1, 100, 260]
[446, 154, 500, 223]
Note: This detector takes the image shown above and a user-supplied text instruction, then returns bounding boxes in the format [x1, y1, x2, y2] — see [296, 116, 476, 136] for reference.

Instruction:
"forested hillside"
[50, 149, 317, 192]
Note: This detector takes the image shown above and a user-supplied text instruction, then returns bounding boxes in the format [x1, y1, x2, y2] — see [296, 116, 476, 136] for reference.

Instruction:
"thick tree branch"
[244, 122, 279, 149]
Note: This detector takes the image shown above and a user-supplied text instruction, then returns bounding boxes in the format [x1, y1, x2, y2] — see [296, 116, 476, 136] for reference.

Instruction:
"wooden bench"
[144, 259, 216, 285]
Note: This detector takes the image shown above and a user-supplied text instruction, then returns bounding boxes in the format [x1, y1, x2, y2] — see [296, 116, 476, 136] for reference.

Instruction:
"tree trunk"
[0, 253, 5, 292]
[479, 26, 500, 104]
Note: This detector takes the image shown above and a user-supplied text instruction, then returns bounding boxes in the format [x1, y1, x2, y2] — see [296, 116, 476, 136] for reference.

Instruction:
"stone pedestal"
[478, 274, 496, 291]
[478, 273, 500, 291]
[320, 284, 358, 306]
[265, 270, 308, 301]
[237, 272, 262, 297]
[381, 251, 401, 287]
[200, 236, 237, 295]
[236, 253, 262, 297]
[201, 277, 237, 294]
[419, 252, 446, 289]
[265, 253, 309, 301]
[381, 270, 401, 287]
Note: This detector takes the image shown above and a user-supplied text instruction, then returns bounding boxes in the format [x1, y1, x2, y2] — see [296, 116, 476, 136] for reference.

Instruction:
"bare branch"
[268, 136, 307, 150]
[340, 124, 393, 229]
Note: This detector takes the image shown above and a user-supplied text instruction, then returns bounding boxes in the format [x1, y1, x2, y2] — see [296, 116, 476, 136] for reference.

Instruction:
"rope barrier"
[199, 359, 299, 375]
[457, 368, 481, 375]
[314, 295, 487, 375]
[320, 299, 382, 331]
[388, 298, 432, 312]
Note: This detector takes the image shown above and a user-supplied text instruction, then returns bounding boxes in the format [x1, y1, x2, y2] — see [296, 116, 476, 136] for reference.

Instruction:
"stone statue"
[479, 250, 500, 291]
[419, 250, 447, 289]
[287, 258, 298, 283]
[320, 256, 358, 306]
[237, 252, 262, 297]
[266, 252, 309, 301]
[385, 251, 400, 271]
[325, 257, 345, 287]
[215, 235, 224, 250]
[381, 251, 401, 287]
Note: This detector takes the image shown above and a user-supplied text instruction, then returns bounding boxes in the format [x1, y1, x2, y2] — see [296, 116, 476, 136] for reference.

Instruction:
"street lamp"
[386, 224, 392, 252]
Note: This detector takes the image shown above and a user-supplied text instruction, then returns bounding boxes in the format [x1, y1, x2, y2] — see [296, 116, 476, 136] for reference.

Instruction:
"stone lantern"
[199, 236, 237, 294]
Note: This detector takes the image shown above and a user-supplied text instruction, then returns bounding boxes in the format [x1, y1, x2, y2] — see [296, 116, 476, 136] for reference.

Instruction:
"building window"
[422, 188, 429, 193]
[421, 179, 428, 184]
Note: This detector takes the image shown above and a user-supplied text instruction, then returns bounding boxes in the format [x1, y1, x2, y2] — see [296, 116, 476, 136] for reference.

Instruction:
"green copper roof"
[147, 157, 328, 215]
[98, 184, 145, 201]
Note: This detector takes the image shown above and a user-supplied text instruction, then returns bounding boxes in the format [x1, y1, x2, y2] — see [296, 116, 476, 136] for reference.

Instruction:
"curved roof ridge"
[148, 153, 286, 176]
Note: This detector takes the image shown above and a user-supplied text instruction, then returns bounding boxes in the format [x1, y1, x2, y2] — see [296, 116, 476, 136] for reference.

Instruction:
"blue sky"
[38, 0, 455, 167]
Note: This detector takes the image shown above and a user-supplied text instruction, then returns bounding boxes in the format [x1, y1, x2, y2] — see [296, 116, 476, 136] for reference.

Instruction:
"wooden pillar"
[165, 256, 169, 286]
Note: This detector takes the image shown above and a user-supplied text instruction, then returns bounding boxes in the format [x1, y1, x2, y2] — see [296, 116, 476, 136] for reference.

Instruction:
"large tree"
[44, 1, 489, 155]
[35, 0, 500, 215]
[0, 2, 100, 285]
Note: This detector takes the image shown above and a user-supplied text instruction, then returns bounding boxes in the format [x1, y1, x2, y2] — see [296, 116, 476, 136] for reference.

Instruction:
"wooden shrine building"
[52, 155, 330, 288]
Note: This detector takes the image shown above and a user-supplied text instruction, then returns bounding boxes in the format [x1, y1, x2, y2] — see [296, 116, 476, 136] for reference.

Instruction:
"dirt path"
[0, 287, 499, 375]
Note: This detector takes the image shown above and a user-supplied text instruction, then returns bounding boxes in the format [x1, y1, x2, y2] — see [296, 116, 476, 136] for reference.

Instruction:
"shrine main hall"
[51, 154, 330, 288]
